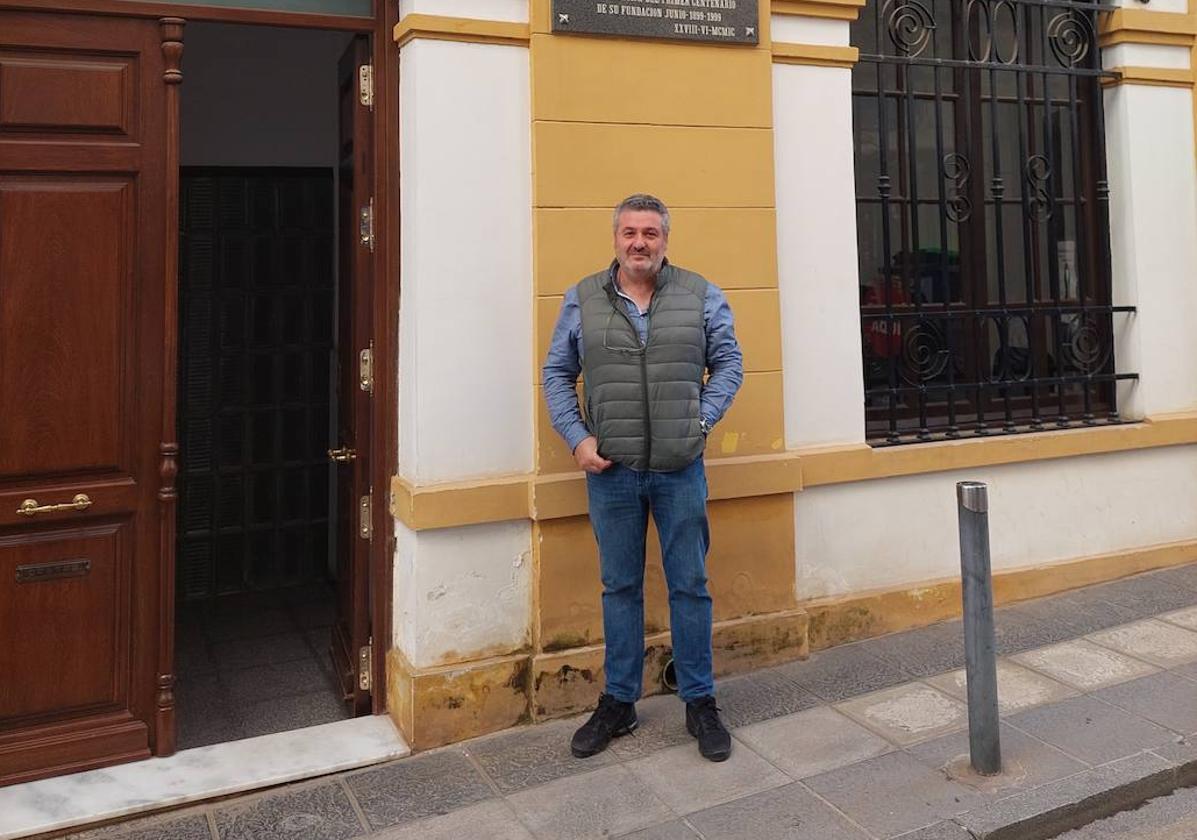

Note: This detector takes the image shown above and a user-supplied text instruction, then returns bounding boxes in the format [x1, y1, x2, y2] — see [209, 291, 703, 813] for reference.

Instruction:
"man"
[542, 193, 744, 762]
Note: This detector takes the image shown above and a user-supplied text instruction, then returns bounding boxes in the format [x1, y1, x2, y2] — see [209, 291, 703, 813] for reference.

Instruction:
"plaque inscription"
[552, 0, 759, 45]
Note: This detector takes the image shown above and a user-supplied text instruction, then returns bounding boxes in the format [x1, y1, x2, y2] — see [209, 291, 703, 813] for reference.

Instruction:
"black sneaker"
[571, 693, 638, 758]
[686, 695, 731, 762]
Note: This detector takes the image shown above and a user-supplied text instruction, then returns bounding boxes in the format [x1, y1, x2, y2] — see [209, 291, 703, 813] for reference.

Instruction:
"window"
[850, 0, 1135, 444]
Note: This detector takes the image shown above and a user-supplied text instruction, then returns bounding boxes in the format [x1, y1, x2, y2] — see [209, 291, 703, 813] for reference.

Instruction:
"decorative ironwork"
[883, 0, 936, 57]
[851, 0, 1135, 444]
[900, 320, 950, 385]
[965, 0, 1022, 64]
[1047, 9, 1095, 67]
[1025, 154, 1053, 222]
[944, 153, 973, 222]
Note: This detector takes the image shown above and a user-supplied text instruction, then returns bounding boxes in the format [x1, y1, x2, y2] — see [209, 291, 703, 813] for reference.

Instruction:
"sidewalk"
[61, 561, 1197, 840]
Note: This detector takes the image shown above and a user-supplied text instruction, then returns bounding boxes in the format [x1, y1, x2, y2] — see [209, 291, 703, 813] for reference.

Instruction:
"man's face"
[614, 210, 668, 279]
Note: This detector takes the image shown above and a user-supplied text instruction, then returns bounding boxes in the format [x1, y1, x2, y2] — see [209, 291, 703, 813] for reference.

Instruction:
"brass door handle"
[328, 447, 358, 463]
[17, 494, 93, 516]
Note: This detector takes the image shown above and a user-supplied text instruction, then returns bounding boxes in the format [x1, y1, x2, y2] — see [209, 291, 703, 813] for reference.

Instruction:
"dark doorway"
[173, 22, 363, 749]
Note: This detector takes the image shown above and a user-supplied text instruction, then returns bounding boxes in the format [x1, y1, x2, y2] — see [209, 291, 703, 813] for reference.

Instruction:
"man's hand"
[573, 436, 613, 474]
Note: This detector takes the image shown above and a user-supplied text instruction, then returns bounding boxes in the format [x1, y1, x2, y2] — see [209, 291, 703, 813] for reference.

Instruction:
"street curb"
[935, 744, 1197, 840]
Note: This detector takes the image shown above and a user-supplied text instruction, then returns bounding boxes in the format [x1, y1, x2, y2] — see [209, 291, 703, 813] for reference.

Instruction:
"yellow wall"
[528, 0, 797, 683]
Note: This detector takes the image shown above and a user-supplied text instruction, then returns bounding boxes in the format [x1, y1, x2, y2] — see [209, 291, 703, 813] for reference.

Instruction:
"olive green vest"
[578, 262, 708, 472]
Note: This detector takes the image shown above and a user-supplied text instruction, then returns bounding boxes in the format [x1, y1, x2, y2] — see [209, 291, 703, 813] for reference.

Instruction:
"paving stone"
[1087, 574, 1197, 618]
[204, 607, 297, 643]
[835, 682, 968, 746]
[213, 783, 363, 840]
[686, 781, 870, 840]
[778, 643, 910, 703]
[1092, 671, 1197, 735]
[345, 749, 493, 830]
[954, 751, 1176, 840]
[505, 765, 674, 840]
[713, 668, 822, 729]
[1010, 593, 1140, 638]
[1010, 639, 1158, 691]
[1088, 619, 1197, 668]
[609, 694, 692, 759]
[856, 621, 966, 678]
[1052, 785, 1197, 839]
[224, 657, 336, 704]
[893, 823, 976, 840]
[1171, 659, 1197, 682]
[466, 716, 617, 793]
[735, 705, 892, 779]
[1158, 605, 1197, 631]
[1150, 738, 1197, 787]
[175, 676, 243, 749]
[924, 659, 1078, 716]
[369, 800, 534, 840]
[1006, 694, 1175, 766]
[993, 606, 1076, 656]
[803, 750, 981, 837]
[68, 814, 213, 840]
[211, 631, 314, 671]
[238, 688, 349, 739]
[1151, 563, 1197, 595]
[616, 821, 701, 839]
[625, 740, 790, 815]
[907, 722, 1086, 799]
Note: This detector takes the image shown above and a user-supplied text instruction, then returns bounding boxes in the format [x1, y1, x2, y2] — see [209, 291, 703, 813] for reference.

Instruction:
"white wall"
[181, 23, 353, 167]
[397, 38, 533, 484]
[771, 15, 849, 46]
[774, 62, 867, 448]
[795, 445, 1197, 599]
[399, 0, 527, 21]
[1104, 82, 1197, 418]
[394, 520, 532, 667]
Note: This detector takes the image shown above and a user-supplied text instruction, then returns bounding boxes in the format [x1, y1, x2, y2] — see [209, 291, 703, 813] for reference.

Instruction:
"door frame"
[0, 0, 399, 723]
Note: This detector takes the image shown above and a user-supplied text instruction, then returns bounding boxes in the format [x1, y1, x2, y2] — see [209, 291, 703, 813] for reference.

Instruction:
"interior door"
[330, 35, 374, 715]
[0, 12, 176, 783]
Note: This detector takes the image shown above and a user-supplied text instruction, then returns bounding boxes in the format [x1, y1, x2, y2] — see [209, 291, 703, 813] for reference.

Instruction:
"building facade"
[1, 0, 1195, 789]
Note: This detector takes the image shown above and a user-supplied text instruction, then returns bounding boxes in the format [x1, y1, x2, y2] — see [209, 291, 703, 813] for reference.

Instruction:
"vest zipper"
[611, 290, 658, 469]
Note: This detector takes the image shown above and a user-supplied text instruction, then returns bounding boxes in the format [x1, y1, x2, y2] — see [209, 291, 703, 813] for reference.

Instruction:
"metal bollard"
[957, 481, 1002, 776]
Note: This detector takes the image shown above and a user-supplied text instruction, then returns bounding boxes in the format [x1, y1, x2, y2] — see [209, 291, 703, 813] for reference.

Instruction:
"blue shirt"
[542, 263, 744, 454]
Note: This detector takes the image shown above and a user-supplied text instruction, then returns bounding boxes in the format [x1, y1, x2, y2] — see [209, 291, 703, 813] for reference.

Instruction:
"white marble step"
[0, 715, 410, 839]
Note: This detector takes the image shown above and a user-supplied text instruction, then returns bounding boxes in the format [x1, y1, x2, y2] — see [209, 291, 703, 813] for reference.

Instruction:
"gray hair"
[612, 193, 671, 236]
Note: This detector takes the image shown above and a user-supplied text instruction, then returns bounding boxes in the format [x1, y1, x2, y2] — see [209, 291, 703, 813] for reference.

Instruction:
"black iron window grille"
[851, 0, 1137, 444]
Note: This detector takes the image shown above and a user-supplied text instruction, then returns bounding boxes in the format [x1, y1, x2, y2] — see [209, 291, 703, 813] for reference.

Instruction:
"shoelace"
[690, 700, 723, 734]
[591, 695, 628, 732]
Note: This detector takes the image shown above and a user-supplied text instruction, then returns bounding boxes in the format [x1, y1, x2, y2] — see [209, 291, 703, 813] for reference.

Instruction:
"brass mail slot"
[15, 558, 91, 583]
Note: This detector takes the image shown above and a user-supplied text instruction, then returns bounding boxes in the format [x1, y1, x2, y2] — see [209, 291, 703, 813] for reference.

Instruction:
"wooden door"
[0, 12, 180, 783]
[330, 36, 374, 715]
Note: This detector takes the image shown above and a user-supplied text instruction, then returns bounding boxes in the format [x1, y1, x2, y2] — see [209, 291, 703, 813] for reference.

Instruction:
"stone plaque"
[552, 0, 759, 45]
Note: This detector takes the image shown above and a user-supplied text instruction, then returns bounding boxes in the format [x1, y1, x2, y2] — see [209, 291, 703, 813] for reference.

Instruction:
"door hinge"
[358, 64, 374, 110]
[359, 197, 375, 253]
[359, 491, 373, 540]
[359, 343, 374, 394]
[358, 636, 373, 692]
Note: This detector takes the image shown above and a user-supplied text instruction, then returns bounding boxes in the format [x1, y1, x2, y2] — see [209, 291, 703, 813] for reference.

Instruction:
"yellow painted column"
[528, 0, 805, 718]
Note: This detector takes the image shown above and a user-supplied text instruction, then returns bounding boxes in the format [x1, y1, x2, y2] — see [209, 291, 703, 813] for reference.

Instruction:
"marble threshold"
[0, 715, 410, 840]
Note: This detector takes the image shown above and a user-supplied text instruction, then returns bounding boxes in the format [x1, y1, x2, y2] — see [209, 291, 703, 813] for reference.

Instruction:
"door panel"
[331, 35, 373, 715]
[0, 52, 137, 137]
[0, 178, 132, 477]
[0, 11, 171, 785]
[0, 524, 130, 722]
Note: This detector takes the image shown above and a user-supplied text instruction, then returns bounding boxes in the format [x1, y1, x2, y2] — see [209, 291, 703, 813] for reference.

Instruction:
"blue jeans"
[585, 457, 714, 703]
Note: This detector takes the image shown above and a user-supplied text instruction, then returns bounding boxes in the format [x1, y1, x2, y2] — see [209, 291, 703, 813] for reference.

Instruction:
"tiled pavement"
[72, 563, 1197, 840]
[176, 585, 349, 749]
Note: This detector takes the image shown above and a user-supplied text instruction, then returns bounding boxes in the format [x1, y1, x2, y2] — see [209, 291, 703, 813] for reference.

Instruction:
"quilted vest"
[578, 262, 707, 472]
